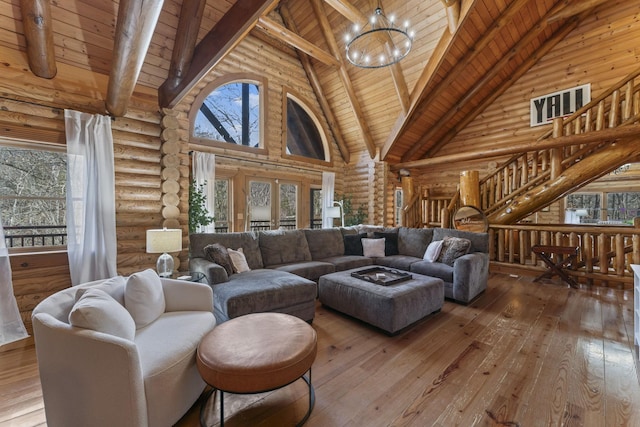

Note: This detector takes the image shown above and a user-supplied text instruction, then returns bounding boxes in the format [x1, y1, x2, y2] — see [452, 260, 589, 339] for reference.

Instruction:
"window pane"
[286, 98, 326, 160]
[0, 146, 67, 248]
[194, 82, 260, 147]
[606, 192, 640, 224]
[249, 181, 271, 231]
[279, 183, 297, 229]
[310, 188, 322, 229]
[214, 179, 229, 232]
[566, 193, 601, 224]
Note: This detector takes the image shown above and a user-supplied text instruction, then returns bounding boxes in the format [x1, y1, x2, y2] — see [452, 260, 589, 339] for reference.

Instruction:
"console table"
[532, 245, 580, 288]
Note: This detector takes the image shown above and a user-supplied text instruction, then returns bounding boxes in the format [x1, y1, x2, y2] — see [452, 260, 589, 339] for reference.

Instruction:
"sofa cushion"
[433, 228, 488, 253]
[411, 260, 454, 283]
[203, 243, 234, 276]
[375, 255, 422, 271]
[125, 269, 166, 329]
[69, 288, 136, 340]
[398, 227, 434, 258]
[228, 248, 251, 273]
[319, 255, 373, 271]
[344, 233, 366, 255]
[374, 231, 399, 255]
[437, 236, 471, 266]
[190, 232, 264, 270]
[362, 237, 386, 258]
[259, 229, 312, 266]
[271, 261, 335, 282]
[304, 228, 344, 259]
[423, 240, 444, 262]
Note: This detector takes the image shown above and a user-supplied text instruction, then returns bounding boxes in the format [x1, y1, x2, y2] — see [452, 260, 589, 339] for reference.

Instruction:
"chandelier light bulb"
[389, 14, 395, 23]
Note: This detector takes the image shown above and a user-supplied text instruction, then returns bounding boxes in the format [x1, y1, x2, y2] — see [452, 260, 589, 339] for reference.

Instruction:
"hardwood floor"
[2, 273, 639, 426]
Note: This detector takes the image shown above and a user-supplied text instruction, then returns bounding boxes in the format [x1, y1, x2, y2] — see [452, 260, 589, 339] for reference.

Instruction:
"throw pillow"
[374, 231, 399, 256]
[362, 237, 386, 258]
[228, 248, 251, 273]
[124, 269, 166, 329]
[75, 275, 126, 305]
[69, 289, 136, 341]
[423, 240, 444, 262]
[344, 233, 366, 256]
[203, 243, 234, 276]
[437, 236, 472, 266]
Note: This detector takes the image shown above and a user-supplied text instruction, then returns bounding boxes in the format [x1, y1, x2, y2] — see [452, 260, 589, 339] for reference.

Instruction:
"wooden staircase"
[409, 66, 640, 228]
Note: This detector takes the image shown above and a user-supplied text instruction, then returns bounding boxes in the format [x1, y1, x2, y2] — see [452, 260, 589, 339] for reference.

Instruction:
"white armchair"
[32, 273, 216, 427]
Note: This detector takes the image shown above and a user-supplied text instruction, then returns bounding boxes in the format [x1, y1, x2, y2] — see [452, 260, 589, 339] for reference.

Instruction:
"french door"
[247, 179, 298, 230]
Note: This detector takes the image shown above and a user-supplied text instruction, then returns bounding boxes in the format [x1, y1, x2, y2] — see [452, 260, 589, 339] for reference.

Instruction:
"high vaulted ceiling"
[5, 0, 608, 164]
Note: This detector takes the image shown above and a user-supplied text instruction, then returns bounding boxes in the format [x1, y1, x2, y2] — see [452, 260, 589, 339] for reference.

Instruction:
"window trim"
[281, 88, 331, 165]
[189, 74, 267, 154]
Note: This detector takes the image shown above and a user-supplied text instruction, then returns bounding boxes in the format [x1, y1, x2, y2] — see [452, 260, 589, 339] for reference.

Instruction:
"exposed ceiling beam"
[107, 0, 165, 116]
[426, 11, 593, 159]
[400, 0, 533, 162]
[161, 0, 207, 95]
[312, 0, 376, 159]
[324, 0, 410, 114]
[547, 0, 609, 23]
[440, 0, 461, 33]
[19, 0, 56, 79]
[393, 124, 640, 170]
[279, 3, 350, 163]
[417, 0, 574, 159]
[159, 0, 279, 109]
[256, 16, 340, 67]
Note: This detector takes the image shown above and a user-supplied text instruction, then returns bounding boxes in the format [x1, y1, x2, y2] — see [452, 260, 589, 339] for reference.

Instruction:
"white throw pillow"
[362, 238, 386, 258]
[75, 276, 126, 305]
[125, 269, 166, 329]
[423, 240, 445, 262]
[69, 289, 136, 341]
[228, 247, 251, 273]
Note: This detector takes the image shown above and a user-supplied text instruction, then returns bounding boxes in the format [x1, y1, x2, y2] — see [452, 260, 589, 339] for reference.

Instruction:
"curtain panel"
[0, 213, 28, 346]
[65, 110, 118, 286]
[192, 152, 216, 233]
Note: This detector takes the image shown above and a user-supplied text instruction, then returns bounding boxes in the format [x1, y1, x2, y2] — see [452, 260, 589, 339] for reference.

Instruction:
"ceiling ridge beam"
[312, 0, 376, 159]
[547, 0, 609, 23]
[107, 0, 165, 116]
[256, 16, 340, 67]
[279, 3, 350, 163]
[419, 10, 593, 161]
[19, 0, 56, 79]
[416, 0, 579, 159]
[159, 0, 279, 109]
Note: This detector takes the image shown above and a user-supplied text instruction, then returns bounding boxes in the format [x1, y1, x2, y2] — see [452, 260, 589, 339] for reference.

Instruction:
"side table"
[170, 271, 208, 284]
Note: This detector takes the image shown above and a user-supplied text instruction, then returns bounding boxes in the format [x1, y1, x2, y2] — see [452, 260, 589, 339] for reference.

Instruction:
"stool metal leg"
[297, 368, 315, 427]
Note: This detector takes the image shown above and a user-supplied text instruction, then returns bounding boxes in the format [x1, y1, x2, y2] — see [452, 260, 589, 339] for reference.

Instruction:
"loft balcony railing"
[4, 225, 67, 248]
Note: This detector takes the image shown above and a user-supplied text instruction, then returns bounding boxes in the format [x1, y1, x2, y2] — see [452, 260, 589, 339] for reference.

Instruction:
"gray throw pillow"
[437, 236, 471, 266]
[204, 243, 234, 276]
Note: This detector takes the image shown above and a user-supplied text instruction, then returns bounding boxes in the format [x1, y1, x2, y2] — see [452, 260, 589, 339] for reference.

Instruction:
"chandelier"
[344, 1, 415, 69]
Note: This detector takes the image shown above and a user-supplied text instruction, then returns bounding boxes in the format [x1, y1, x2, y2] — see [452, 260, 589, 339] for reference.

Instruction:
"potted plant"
[189, 182, 214, 233]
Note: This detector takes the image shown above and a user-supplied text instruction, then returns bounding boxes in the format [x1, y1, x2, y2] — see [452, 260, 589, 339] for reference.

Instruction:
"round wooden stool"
[197, 312, 317, 426]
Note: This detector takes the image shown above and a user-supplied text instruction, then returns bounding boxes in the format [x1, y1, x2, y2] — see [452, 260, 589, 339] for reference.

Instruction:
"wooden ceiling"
[3, 0, 608, 164]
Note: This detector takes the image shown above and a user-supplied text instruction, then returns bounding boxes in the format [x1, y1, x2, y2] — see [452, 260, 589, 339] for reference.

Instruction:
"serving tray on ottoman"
[350, 266, 412, 286]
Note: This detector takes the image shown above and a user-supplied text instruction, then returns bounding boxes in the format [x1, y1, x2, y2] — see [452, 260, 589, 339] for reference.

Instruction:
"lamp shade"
[146, 229, 182, 254]
[325, 206, 341, 218]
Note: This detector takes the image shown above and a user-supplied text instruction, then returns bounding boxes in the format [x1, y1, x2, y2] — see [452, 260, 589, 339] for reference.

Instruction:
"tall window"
[566, 192, 639, 225]
[0, 145, 67, 250]
[285, 94, 328, 162]
[395, 188, 403, 226]
[193, 80, 262, 148]
[214, 179, 229, 232]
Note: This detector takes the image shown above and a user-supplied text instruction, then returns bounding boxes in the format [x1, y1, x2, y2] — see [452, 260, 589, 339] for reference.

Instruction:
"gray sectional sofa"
[189, 226, 489, 325]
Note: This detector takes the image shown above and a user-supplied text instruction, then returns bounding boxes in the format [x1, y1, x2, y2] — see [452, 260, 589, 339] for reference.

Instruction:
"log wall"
[0, 47, 166, 334]
[172, 32, 347, 231]
[412, 1, 640, 213]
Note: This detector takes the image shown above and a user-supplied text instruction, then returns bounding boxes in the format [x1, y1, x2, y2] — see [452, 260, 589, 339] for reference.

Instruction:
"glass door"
[248, 179, 299, 230]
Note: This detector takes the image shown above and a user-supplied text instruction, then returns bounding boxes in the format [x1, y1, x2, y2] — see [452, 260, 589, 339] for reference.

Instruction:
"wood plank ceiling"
[4, 0, 608, 164]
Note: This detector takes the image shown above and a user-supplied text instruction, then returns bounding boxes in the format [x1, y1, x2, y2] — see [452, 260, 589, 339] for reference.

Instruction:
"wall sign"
[530, 83, 591, 127]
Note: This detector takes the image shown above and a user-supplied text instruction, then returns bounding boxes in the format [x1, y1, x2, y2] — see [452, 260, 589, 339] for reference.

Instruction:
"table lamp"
[146, 228, 182, 277]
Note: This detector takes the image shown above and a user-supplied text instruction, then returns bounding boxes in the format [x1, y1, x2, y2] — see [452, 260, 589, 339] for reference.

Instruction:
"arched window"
[285, 93, 329, 162]
[192, 79, 263, 149]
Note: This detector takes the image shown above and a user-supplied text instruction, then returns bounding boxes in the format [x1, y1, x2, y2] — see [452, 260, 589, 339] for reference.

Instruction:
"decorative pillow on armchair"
[437, 236, 471, 266]
[125, 269, 166, 329]
[204, 243, 234, 276]
[69, 288, 136, 340]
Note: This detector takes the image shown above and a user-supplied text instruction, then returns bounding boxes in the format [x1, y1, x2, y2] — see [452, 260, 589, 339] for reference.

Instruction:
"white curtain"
[65, 110, 117, 286]
[0, 213, 29, 346]
[322, 171, 335, 228]
[192, 152, 216, 233]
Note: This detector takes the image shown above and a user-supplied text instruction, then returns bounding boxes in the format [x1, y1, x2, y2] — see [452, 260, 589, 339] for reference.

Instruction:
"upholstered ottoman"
[318, 267, 444, 334]
[196, 313, 317, 426]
